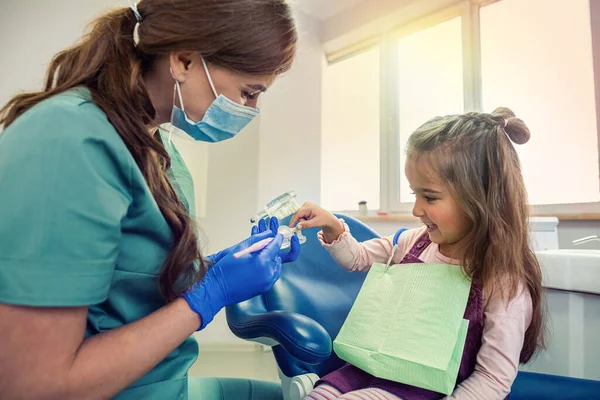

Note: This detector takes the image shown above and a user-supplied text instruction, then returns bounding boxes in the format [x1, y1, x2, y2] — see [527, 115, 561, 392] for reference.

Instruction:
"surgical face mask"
[170, 58, 259, 143]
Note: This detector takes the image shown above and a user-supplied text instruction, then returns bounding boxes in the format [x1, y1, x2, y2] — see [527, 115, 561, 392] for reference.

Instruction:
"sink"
[535, 249, 600, 295]
[528, 249, 600, 381]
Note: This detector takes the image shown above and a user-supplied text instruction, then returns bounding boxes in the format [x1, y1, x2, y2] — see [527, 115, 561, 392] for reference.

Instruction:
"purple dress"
[317, 233, 499, 400]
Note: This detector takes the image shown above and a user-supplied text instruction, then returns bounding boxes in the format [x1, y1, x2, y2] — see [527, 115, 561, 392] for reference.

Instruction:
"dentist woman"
[0, 1, 298, 399]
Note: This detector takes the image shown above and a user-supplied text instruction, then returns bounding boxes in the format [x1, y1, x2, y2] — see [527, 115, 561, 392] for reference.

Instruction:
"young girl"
[292, 107, 544, 400]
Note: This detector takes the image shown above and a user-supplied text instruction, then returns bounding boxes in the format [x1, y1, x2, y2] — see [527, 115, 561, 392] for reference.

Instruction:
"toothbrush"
[233, 237, 274, 259]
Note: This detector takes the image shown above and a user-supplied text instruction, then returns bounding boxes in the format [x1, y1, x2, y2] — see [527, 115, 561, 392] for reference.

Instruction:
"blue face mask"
[170, 58, 259, 143]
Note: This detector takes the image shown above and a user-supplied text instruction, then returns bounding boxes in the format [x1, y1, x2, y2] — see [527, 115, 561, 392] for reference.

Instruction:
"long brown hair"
[0, 0, 297, 301]
[406, 107, 544, 363]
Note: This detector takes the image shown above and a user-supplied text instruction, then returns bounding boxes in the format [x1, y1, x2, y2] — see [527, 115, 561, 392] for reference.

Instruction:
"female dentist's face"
[146, 52, 275, 127]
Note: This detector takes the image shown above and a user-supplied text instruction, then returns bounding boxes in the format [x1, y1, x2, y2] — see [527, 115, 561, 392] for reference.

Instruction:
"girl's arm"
[445, 287, 533, 400]
[317, 219, 398, 272]
[290, 202, 411, 272]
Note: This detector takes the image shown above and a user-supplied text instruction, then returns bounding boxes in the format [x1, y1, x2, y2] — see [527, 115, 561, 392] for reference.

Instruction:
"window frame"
[324, 0, 600, 216]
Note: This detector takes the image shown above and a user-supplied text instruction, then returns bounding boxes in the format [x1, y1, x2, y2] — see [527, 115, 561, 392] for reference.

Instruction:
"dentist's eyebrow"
[245, 84, 267, 93]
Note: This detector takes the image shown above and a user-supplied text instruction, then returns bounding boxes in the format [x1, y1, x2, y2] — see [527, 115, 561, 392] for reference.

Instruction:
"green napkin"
[333, 262, 472, 395]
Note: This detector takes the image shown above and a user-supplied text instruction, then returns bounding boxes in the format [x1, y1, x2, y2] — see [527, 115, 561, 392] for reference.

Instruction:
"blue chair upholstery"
[227, 214, 377, 379]
[511, 371, 600, 399]
[226, 214, 600, 399]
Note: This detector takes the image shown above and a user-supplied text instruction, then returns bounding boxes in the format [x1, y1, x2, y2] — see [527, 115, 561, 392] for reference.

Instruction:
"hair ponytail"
[0, 7, 207, 301]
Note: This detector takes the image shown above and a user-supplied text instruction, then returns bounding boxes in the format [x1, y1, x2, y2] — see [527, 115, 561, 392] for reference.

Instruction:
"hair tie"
[130, 2, 142, 22]
[129, 2, 142, 46]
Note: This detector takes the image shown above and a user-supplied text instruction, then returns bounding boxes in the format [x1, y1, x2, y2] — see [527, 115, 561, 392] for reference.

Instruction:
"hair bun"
[491, 107, 530, 145]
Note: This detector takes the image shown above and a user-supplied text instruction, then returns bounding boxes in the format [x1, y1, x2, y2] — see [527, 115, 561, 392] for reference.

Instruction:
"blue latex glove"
[204, 230, 274, 265]
[253, 216, 300, 263]
[184, 232, 284, 330]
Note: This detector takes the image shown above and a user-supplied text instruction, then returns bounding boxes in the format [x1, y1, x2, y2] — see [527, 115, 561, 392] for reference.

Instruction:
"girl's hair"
[0, 0, 297, 301]
[406, 107, 544, 363]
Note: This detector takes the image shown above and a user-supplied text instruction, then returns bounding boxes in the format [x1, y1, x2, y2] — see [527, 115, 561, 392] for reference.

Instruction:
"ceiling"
[292, 0, 367, 21]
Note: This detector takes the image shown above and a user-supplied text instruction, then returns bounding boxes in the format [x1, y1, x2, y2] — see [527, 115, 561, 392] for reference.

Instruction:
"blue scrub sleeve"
[0, 98, 133, 306]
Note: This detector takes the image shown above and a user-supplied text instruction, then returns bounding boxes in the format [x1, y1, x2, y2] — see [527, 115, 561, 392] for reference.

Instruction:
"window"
[322, 0, 600, 212]
[480, 0, 599, 205]
[398, 17, 465, 203]
[321, 47, 380, 211]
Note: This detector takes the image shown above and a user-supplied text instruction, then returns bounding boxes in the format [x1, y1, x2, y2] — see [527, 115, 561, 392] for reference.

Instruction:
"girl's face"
[405, 155, 472, 259]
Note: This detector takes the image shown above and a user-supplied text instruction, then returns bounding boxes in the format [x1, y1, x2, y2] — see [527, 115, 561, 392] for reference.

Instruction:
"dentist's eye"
[242, 90, 257, 100]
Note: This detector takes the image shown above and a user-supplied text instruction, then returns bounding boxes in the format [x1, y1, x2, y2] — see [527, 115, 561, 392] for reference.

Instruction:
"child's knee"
[339, 388, 402, 400]
[303, 384, 342, 400]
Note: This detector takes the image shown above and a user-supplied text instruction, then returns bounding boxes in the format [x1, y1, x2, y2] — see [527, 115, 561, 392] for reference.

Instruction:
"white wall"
[0, 0, 114, 107]
[321, 0, 462, 54]
[258, 12, 324, 207]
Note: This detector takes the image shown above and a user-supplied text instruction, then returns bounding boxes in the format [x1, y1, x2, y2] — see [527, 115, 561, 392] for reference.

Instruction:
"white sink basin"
[536, 249, 600, 295]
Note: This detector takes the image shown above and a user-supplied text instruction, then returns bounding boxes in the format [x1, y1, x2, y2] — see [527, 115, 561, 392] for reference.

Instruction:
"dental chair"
[226, 214, 600, 400]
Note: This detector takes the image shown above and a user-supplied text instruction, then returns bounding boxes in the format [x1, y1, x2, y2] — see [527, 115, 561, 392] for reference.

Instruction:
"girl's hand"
[290, 202, 344, 244]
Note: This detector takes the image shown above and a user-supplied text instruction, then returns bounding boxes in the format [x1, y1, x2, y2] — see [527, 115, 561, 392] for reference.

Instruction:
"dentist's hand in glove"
[183, 232, 284, 330]
[204, 229, 275, 265]
[253, 216, 300, 263]
[203, 216, 300, 265]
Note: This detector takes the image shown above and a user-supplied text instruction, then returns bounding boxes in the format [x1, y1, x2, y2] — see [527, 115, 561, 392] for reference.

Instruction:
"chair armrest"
[226, 299, 332, 364]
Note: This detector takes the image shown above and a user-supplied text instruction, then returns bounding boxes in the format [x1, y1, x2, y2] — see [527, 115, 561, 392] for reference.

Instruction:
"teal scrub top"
[0, 87, 199, 399]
